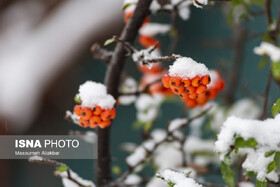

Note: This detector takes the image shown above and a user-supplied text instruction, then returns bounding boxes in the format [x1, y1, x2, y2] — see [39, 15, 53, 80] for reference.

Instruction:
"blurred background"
[0, 0, 279, 186]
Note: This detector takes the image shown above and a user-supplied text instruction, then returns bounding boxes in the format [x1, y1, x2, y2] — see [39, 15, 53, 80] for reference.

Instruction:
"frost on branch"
[215, 114, 280, 183]
[156, 169, 202, 187]
[29, 156, 95, 187]
[60, 170, 95, 187]
[168, 118, 188, 132]
[193, 0, 208, 9]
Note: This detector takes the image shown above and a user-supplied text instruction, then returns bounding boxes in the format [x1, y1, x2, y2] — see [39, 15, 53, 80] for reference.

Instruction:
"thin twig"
[119, 77, 162, 96]
[260, 0, 280, 119]
[113, 35, 137, 55]
[91, 43, 113, 63]
[142, 55, 179, 64]
[29, 157, 89, 187]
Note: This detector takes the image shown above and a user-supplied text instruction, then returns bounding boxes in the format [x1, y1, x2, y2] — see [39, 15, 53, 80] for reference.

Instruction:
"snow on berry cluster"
[162, 57, 212, 108]
[74, 81, 116, 129]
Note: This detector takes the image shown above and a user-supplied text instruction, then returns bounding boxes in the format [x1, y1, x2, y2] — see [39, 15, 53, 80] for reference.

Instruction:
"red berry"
[201, 75, 211, 85]
[181, 78, 191, 87]
[110, 108, 116, 119]
[74, 105, 82, 116]
[186, 86, 196, 94]
[196, 85, 207, 94]
[139, 35, 160, 48]
[80, 107, 93, 120]
[138, 63, 163, 74]
[191, 76, 201, 87]
[188, 93, 198, 99]
[171, 86, 185, 95]
[124, 11, 133, 23]
[179, 92, 188, 99]
[79, 118, 90, 128]
[162, 74, 171, 88]
[99, 120, 111, 129]
[196, 93, 208, 105]
[93, 106, 102, 115]
[101, 109, 113, 121]
[185, 98, 197, 108]
[169, 77, 181, 87]
[216, 79, 225, 91]
[90, 116, 102, 127]
[206, 89, 217, 100]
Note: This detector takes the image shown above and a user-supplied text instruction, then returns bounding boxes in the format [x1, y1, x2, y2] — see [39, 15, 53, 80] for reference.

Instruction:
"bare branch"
[97, 0, 153, 186]
[29, 157, 90, 187]
[113, 35, 137, 55]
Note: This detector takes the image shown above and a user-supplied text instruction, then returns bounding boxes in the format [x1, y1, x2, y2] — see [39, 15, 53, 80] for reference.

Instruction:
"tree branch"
[96, 0, 152, 186]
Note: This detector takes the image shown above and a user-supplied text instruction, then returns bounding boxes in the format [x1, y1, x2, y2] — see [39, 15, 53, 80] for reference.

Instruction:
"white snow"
[124, 174, 142, 185]
[208, 70, 219, 89]
[158, 169, 202, 187]
[139, 23, 171, 36]
[59, 170, 95, 187]
[210, 98, 261, 132]
[242, 150, 278, 182]
[151, 129, 167, 143]
[169, 57, 209, 79]
[215, 114, 280, 157]
[184, 136, 214, 153]
[238, 182, 255, 187]
[254, 42, 280, 62]
[215, 114, 280, 182]
[121, 142, 137, 152]
[135, 94, 163, 122]
[29, 156, 43, 161]
[154, 142, 183, 170]
[126, 146, 147, 167]
[193, 0, 208, 8]
[143, 140, 156, 151]
[132, 48, 161, 65]
[76, 81, 116, 109]
[168, 118, 188, 132]
[147, 177, 169, 187]
[178, 1, 192, 20]
[119, 77, 138, 105]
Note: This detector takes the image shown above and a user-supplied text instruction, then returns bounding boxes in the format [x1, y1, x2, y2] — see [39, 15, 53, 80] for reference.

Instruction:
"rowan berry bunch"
[74, 105, 116, 129]
[204, 70, 225, 100]
[162, 57, 212, 108]
[72, 81, 116, 129]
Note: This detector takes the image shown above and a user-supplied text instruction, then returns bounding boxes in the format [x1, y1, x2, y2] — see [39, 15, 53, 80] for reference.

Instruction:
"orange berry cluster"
[205, 72, 225, 100]
[74, 105, 116, 129]
[162, 74, 211, 108]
